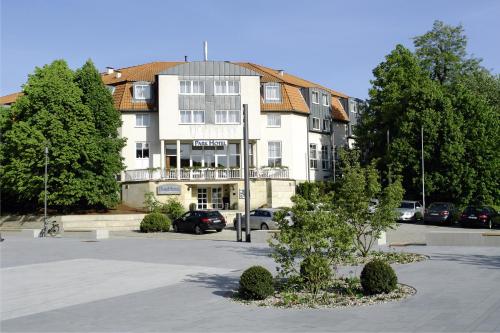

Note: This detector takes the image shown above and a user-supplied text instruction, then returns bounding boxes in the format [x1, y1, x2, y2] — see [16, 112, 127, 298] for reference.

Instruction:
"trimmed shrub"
[140, 212, 171, 233]
[300, 254, 332, 294]
[360, 259, 398, 295]
[160, 198, 185, 220]
[239, 266, 274, 300]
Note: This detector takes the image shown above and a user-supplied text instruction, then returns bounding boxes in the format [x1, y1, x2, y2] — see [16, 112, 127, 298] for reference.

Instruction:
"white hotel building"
[1, 60, 352, 211]
[109, 61, 351, 211]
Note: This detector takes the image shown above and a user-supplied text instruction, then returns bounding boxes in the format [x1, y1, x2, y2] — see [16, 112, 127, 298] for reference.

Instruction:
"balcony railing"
[123, 167, 289, 182]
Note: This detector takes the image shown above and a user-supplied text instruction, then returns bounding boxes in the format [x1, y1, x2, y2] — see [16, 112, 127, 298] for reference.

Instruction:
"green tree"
[414, 20, 480, 85]
[74, 60, 125, 208]
[334, 150, 404, 257]
[356, 21, 500, 206]
[271, 192, 355, 294]
[1, 60, 108, 212]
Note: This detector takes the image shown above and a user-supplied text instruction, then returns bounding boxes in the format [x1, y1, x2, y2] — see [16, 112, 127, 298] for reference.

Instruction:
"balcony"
[123, 167, 289, 182]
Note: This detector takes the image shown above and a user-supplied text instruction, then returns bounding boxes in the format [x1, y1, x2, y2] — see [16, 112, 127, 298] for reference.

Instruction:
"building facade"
[1, 60, 356, 211]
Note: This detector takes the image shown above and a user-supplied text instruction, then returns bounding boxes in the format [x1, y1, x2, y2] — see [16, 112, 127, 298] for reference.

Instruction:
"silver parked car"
[396, 201, 424, 222]
[234, 208, 291, 230]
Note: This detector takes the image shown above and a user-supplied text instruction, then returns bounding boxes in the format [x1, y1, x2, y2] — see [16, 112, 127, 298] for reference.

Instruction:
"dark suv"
[173, 210, 226, 234]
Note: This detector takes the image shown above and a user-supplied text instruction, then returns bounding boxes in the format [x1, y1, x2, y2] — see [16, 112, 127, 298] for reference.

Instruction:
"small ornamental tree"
[335, 150, 404, 257]
[271, 191, 355, 292]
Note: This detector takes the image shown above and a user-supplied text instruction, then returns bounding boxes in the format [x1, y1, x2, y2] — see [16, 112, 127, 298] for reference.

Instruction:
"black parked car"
[173, 210, 226, 234]
[424, 202, 458, 225]
[459, 206, 500, 229]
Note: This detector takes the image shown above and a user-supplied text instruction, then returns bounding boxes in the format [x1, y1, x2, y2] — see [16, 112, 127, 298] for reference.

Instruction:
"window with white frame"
[267, 114, 281, 127]
[179, 110, 205, 124]
[214, 80, 240, 95]
[179, 80, 205, 94]
[312, 117, 320, 130]
[309, 144, 318, 169]
[312, 91, 319, 104]
[321, 146, 329, 170]
[135, 114, 150, 127]
[136, 142, 150, 159]
[322, 94, 330, 106]
[322, 119, 331, 132]
[268, 141, 282, 167]
[134, 84, 151, 100]
[215, 110, 240, 124]
[264, 83, 280, 102]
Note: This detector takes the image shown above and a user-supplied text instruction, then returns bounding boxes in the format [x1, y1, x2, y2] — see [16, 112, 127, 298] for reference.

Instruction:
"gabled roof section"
[0, 92, 23, 105]
[102, 61, 183, 85]
[159, 61, 261, 76]
[331, 96, 349, 122]
[236, 62, 348, 98]
[261, 84, 309, 114]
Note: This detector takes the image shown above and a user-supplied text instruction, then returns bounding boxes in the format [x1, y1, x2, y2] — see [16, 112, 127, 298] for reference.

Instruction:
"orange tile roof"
[236, 62, 348, 98]
[0, 92, 23, 105]
[261, 84, 309, 114]
[332, 96, 349, 122]
[102, 61, 182, 85]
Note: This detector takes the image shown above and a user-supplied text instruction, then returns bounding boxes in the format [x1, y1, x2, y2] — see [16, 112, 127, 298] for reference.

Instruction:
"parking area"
[1, 234, 500, 332]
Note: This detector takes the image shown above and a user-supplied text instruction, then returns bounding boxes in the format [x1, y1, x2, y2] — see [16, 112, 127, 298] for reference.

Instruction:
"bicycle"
[39, 219, 60, 237]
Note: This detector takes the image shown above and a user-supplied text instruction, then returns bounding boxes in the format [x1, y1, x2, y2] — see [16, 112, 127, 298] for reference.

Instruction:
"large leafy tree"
[1, 59, 125, 212]
[74, 60, 125, 208]
[356, 21, 499, 206]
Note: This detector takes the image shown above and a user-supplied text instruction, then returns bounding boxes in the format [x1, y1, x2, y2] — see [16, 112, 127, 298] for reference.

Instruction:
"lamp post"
[421, 125, 426, 214]
[41, 145, 49, 237]
[243, 104, 251, 242]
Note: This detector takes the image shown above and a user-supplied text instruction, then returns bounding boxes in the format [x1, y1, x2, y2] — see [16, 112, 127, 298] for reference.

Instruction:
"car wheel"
[260, 223, 269, 230]
[194, 225, 203, 235]
[216, 229, 223, 232]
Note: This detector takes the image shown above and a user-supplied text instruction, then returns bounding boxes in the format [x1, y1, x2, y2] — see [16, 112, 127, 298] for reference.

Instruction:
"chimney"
[278, 69, 284, 76]
[115, 71, 122, 78]
[184, 55, 188, 62]
[203, 41, 208, 61]
[106, 67, 114, 74]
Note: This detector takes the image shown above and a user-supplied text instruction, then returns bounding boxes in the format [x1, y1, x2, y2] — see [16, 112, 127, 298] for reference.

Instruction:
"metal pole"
[243, 104, 251, 243]
[421, 125, 425, 213]
[236, 213, 242, 242]
[332, 131, 336, 183]
[387, 129, 391, 183]
[42, 145, 48, 237]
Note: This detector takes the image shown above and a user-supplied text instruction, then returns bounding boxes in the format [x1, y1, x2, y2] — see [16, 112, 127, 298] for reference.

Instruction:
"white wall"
[120, 113, 160, 170]
[308, 131, 332, 181]
[258, 113, 309, 181]
[157, 75, 261, 141]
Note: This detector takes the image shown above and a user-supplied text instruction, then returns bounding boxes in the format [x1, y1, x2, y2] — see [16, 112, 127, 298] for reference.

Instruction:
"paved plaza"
[1, 233, 500, 332]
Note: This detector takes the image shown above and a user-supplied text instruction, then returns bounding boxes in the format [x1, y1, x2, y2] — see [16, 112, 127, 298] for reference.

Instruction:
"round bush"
[300, 254, 332, 287]
[140, 212, 171, 233]
[360, 259, 398, 295]
[239, 266, 274, 300]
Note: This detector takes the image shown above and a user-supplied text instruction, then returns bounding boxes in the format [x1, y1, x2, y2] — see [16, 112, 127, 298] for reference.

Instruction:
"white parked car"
[233, 208, 292, 230]
[396, 201, 424, 222]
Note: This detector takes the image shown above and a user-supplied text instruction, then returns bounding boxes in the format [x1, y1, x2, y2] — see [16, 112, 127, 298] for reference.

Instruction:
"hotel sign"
[193, 140, 228, 147]
[157, 184, 181, 195]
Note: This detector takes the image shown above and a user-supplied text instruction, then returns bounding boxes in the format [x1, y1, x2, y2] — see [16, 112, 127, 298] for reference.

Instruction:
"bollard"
[236, 213, 242, 242]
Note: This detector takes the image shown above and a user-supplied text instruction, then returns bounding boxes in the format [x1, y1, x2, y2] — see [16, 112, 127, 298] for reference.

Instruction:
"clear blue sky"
[1, 0, 499, 98]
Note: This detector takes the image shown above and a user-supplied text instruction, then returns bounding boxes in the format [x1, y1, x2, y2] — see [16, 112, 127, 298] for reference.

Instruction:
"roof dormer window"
[264, 83, 280, 102]
[134, 84, 151, 100]
[312, 91, 319, 104]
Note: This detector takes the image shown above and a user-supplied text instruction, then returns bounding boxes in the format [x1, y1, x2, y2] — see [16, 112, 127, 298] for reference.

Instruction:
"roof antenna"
[203, 41, 208, 61]
[184, 55, 188, 62]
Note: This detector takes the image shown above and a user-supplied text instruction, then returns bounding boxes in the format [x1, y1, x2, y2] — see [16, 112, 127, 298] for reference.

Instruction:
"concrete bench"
[426, 231, 500, 247]
[19, 229, 41, 238]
